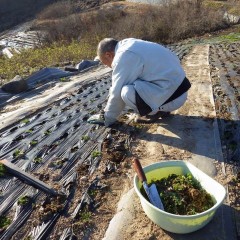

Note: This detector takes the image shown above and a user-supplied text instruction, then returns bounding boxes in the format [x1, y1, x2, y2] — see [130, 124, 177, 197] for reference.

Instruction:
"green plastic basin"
[133, 160, 226, 234]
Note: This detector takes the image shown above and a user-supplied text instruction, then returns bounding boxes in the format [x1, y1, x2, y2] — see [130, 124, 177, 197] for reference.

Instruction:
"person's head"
[97, 38, 118, 68]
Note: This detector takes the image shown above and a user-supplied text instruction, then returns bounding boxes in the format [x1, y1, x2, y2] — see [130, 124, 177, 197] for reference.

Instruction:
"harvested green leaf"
[141, 173, 214, 215]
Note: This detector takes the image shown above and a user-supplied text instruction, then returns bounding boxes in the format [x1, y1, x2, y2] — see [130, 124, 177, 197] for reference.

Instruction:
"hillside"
[0, 0, 115, 34]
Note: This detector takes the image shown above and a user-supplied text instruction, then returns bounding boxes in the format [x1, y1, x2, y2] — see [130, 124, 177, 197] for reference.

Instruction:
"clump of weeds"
[30, 140, 38, 146]
[0, 163, 6, 177]
[0, 216, 11, 231]
[13, 149, 24, 158]
[17, 196, 31, 206]
[91, 151, 101, 158]
[21, 119, 30, 124]
[44, 130, 52, 136]
[33, 157, 43, 164]
[81, 135, 90, 142]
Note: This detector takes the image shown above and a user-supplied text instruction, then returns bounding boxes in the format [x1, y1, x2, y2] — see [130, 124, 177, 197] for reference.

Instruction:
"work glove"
[87, 113, 105, 125]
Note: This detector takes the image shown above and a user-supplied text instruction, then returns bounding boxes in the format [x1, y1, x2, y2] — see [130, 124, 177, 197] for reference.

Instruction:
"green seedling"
[79, 210, 92, 223]
[30, 140, 38, 146]
[135, 124, 143, 130]
[44, 130, 52, 135]
[53, 160, 64, 167]
[0, 216, 11, 230]
[0, 163, 6, 177]
[21, 119, 30, 124]
[17, 196, 30, 206]
[81, 135, 90, 142]
[25, 129, 33, 133]
[33, 158, 42, 164]
[88, 189, 97, 197]
[91, 151, 101, 158]
[59, 77, 68, 82]
[89, 110, 97, 115]
[13, 149, 24, 158]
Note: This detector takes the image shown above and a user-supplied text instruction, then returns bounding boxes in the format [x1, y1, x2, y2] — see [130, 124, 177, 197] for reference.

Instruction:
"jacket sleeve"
[104, 51, 143, 126]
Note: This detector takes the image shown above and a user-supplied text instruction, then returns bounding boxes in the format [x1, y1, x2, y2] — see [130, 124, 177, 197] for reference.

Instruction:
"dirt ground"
[0, 42, 239, 239]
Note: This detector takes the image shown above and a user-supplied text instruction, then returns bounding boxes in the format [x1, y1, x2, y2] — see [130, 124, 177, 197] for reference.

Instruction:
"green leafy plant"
[141, 173, 214, 215]
[25, 129, 33, 133]
[30, 140, 38, 146]
[89, 110, 97, 115]
[33, 157, 42, 164]
[91, 151, 101, 158]
[0, 163, 6, 177]
[88, 189, 97, 197]
[13, 149, 24, 158]
[17, 196, 30, 206]
[44, 130, 52, 135]
[59, 77, 68, 82]
[0, 216, 11, 230]
[81, 135, 90, 142]
[21, 119, 30, 124]
[79, 209, 92, 223]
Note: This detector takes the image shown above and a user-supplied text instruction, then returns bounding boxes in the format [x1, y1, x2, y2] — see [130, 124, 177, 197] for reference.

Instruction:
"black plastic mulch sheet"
[209, 42, 240, 171]
[0, 45, 193, 239]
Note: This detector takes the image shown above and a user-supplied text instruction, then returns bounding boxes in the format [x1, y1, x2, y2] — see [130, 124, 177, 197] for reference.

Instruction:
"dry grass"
[35, 0, 229, 44]
[0, 0, 234, 82]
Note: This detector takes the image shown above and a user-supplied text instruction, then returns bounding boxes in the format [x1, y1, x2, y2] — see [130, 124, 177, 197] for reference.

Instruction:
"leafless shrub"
[38, 0, 229, 44]
[37, 1, 75, 20]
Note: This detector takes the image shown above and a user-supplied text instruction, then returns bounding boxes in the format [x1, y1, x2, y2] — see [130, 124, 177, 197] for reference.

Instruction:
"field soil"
[0, 41, 239, 239]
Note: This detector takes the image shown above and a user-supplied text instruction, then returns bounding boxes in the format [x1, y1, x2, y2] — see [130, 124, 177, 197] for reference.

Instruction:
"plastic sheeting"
[0, 44, 193, 239]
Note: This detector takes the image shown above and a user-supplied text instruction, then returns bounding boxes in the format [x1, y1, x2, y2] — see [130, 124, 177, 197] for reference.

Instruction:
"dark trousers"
[136, 77, 191, 116]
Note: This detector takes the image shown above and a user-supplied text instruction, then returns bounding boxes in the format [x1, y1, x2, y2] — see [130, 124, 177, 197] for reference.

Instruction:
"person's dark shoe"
[136, 111, 170, 123]
[146, 111, 170, 119]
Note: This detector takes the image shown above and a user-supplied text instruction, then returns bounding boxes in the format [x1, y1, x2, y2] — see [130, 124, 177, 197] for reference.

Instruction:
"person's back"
[114, 38, 185, 84]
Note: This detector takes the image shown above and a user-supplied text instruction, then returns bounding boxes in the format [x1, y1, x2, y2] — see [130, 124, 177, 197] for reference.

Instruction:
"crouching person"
[88, 38, 191, 126]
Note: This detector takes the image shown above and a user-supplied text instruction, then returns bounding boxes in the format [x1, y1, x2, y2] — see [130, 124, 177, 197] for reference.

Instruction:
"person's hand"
[87, 113, 105, 125]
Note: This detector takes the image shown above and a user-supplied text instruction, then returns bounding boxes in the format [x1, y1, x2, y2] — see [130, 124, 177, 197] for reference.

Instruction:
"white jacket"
[104, 38, 186, 125]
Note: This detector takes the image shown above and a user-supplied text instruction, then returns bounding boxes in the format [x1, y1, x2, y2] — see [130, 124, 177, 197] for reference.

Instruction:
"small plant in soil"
[33, 157, 43, 164]
[81, 135, 90, 142]
[44, 130, 52, 135]
[91, 151, 101, 158]
[17, 196, 31, 206]
[13, 149, 24, 158]
[141, 173, 214, 215]
[21, 119, 30, 124]
[88, 189, 97, 197]
[0, 163, 6, 177]
[79, 209, 92, 223]
[59, 77, 68, 82]
[0, 216, 11, 231]
[89, 110, 97, 115]
[25, 129, 33, 133]
[30, 140, 38, 146]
